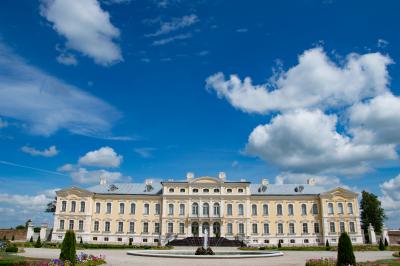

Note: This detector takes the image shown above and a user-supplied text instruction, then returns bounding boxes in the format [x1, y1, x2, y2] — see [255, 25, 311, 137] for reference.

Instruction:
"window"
[104, 237, 109, 242]
[80, 201, 85, 212]
[168, 223, 173, 233]
[79, 220, 84, 231]
[290, 239, 295, 244]
[264, 240, 269, 244]
[289, 223, 295, 234]
[203, 203, 209, 216]
[348, 203, 353, 214]
[252, 204, 257, 215]
[96, 202, 100, 213]
[227, 204, 232, 216]
[239, 223, 244, 234]
[168, 204, 174, 215]
[154, 239, 159, 243]
[192, 203, 199, 215]
[118, 222, 124, 232]
[301, 204, 307, 215]
[94, 221, 99, 232]
[129, 222, 135, 233]
[105, 222, 110, 232]
[302, 223, 308, 234]
[119, 203, 125, 214]
[227, 223, 233, 234]
[143, 238, 147, 243]
[238, 204, 244, 216]
[179, 223, 184, 234]
[238, 188, 244, 193]
[227, 188, 232, 193]
[117, 237, 122, 242]
[349, 222, 355, 233]
[330, 222, 335, 233]
[213, 203, 220, 216]
[304, 239, 309, 244]
[179, 204, 185, 215]
[155, 204, 160, 215]
[69, 220, 74, 230]
[252, 224, 258, 234]
[193, 188, 199, 193]
[106, 203, 112, 214]
[169, 188, 174, 193]
[314, 223, 320, 234]
[328, 203, 334, 214]
[338, 203, 344, 214]
[71, 201, 76, 212]
[180, 188, 185, 193]
[340, 222, 345, 233]
[143, 222, 148, 233]
[277, 223, 283, 234]
[263, 204, 269, 215]
[277, 204, 283, 216]
[130, 203, 136, 214]
[263, 223, 269, 234]
[144, 203, 150, 215]
[203, 188, 209, 193]
[59, 220, 64, 230]
[312, 203, 318, 214]
[155, 223, 160, 233]
[214, 188, 220, 193]
[279, 239, 284, 244]
[93, 237, 97, 241]
[61, 201, 66, 212]
[288, 204, 294, 215]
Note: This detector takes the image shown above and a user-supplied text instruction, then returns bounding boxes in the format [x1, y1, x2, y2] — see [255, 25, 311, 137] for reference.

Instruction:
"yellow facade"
[52, 173, 363, 246]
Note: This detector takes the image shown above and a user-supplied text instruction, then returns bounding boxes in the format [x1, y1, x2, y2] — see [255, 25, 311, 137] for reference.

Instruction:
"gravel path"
[21, 247, 395, 266]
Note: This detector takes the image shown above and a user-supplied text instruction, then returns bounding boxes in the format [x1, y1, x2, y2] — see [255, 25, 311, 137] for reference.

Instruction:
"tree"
[360, 191, 386, 236]
[325, 239, 330, 251]
[15, 225, 25, 230]
[278, 240, 282, 248]
[11, 235, 15, 241]
[34, 236, 42, 248]
[60, 230, 76, 265]
[45, 198, 57, 213]
[3, 235, 6, 240]
[25, 219, 32, 229]
[80, 237, 83, 245]
[29, 236, 33, 243]
[385, 238, 389, 247]
[337, 232, 356, 266]
[379, 238, 385, 251]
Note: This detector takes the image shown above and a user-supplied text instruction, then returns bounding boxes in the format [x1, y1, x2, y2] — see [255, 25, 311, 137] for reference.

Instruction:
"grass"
[0, 251, 50, 265]
[13, 242, 173, 250]
[239, 245, 400, 252]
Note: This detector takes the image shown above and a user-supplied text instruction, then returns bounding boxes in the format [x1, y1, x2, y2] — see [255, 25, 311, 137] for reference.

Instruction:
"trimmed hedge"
[5, 245, 18, 253]
[80, 243, 173, 249]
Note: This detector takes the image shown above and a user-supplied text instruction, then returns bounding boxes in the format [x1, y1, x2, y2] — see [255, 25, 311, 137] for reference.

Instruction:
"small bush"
[60, 230, 76, 265]
[379, 238, 385, 251]
[278, 241, 282, 248]
[11, 235, 15, 241]
[325, 239, 331, 251]
[34, 236, 42, 248]
[384, 237, 389, 247]
[337, 232, 355, 266]
[195, 247, 215, 255]
[29, 236, 33, 243]
[305, 258, 336, 266]
[393, 251, 400, 257]
[5, 245, 18, 253]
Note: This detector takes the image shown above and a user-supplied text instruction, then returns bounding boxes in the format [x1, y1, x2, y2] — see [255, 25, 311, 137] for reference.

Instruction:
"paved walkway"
[21, 247, 395, 266]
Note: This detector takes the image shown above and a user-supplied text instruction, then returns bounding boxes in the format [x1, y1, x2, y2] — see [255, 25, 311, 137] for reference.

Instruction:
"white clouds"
[236, 28, 248, 33]
[146, 14, 198, 37]
[134, 147, 156, 158]
[56, 52, 78, 66]
[245, 109, 397, 174]
[21, 145, 59, 157]
[377, 38, 389, 48]
[275, 172, 343, 190]
[0, 118, 7, 128]
[348, 93, 400, 145]
[0, 42, 120, 137]
[152, 33, 192, 46]
[40, 0, 122, 66]
[79, 146, 123, 168]
[206, 48, 391, 114]
[379, 175, 400, 226]
[70, 167, 128, 184]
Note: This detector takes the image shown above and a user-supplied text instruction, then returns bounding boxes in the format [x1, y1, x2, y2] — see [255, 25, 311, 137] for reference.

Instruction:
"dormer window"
[180, 188, 185, 193]
[214, 188, 220, 193]
[193, 188, 198, 193]
[169, 188, 174, 193]
[227, 188, 232, 193]
[203, 188, 209, 193]
[238, 188, 244, 193]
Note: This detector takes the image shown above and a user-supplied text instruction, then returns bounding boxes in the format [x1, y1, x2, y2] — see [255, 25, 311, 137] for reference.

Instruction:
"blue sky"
[1, 0, 400, 228]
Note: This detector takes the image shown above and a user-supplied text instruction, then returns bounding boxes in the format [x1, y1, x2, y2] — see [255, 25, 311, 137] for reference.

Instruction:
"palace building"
[52, 172, 363, 246]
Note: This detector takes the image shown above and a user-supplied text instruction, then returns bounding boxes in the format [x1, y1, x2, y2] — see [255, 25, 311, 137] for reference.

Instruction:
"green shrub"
[278, 241, 282, 248]
[337, 232, 355, 266]
[60, 230, 76, 265]
[305, 258, 336, 266]
[384, 238, 389, 247]
[325, 239, 331, 251]
[34, 236, 42, 248]
[5, 245, 18, 253]
[11, 235, 15, 241]
[379, 238, 385, 251]
[393, 251, 400, 257]
[80, 237, 83, 245]
[128, 238, 133, 246]
[29, 236, 33, 243]
[3, 235, 6, 240]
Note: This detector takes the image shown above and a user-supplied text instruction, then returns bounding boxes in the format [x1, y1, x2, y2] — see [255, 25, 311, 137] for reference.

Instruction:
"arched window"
[193, 188, 198, 193]
[263, 204, 269, 215]
[227, 204, 232, 216]
[180, 188, 185, 193]
[144, 203, 149, 215]
[328, 203, 334, 214]
[169, 188, 174, 193]
[179, 204, 185, 215]
[71, 201, 76, 212]
[312, 203, 318, 214]
[168, 204, 174, 215]
[277, 223, 283, 234]
[252, 204, 257, 215]
[119, 203, 125, 214]
[288, 204, 294, 215]
[203, 203, 209, 216]
[301, 204, 307, 215]
[203, 188, 209, 193]
[214, 188, 220, 193]
[303, 223, 308, 233]
[238, 204, 244, 216]
[338, 203, 344, 214]
[289, 223, 295, 234]
[130, 203, 136, 214]
[80, 201, 85, 212]
[192, 203, 199, 215]
[277, 204, 283, 215]
[213, 203, 220, 216]
[347, 203, 353, 214]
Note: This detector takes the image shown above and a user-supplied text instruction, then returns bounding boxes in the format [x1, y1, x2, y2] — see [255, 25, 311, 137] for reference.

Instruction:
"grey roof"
[250, 184, 325, 195]
[87, 183, 162, 195]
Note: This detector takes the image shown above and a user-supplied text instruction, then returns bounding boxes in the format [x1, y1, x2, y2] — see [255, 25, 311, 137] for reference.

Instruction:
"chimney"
[145, 179, 153, 186]
[186, 172, 194, 181]
[307, 178, 316, 186]
[218, 172, 226, 180]
[100, 177, 107, 185]
[261, 179, 269, 186]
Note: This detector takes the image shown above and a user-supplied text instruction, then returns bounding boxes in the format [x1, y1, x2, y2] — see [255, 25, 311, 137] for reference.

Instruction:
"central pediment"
[189, 176, 222, 184]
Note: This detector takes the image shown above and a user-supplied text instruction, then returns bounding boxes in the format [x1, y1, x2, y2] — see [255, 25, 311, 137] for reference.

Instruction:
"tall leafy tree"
[360, 191, 386, 235]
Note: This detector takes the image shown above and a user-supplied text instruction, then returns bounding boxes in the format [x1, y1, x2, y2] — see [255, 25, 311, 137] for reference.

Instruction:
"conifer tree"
[60, 230, 76, 265]
[325, 239, 330, 250]
[34, 235, 42, 248]
[337, 232, 356, 266]
[384, 238, 389, 247]
[29, 236, 33, 242]
[379, 238, 385, 250]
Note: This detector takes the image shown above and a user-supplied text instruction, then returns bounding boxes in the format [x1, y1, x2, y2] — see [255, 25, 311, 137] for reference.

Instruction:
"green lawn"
[0, 252, 49, 265]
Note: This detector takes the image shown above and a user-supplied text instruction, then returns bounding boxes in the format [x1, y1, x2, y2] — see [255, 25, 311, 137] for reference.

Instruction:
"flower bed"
[48, 253, 106, 266]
